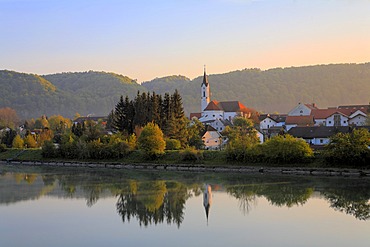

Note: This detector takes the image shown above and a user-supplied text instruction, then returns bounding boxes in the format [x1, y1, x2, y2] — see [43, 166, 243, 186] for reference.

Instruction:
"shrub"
[41, 140, 59, 158]
[261, 134, 313, 164]
[138, 122, 166, 159]
[323, 128, 370, 166]
[180, 147, 204, 162]
[0, 143, 6, 152]
[166, 139, 181, 150]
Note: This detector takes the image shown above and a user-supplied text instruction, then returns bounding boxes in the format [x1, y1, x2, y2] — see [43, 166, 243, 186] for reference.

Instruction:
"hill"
[1, 63, 369, 120]
[142, 63, 370, 114]
[0, 70, 145, 119]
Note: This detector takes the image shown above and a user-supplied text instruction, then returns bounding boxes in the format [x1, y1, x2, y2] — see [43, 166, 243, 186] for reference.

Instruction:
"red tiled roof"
[189, 113, 201, 119]
[311, 108, 366, 119]
[204, 100, 221, 111]
[285, 115, 314, 125]
[304, 103, 319, 110]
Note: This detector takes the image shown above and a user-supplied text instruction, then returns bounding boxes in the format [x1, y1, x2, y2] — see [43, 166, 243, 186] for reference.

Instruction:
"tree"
[187, 119, 205, 149]
[12, 135, 24, 148]
[24, 134, 37, 148]
[324, 128, 370, 166]
[1, 129, 17, 147]
[48, 115, 72, 133]
[0, 107, 20, 129]
[223, 117, 260, 161]
[138, 122, 166, 158]
[262, 134, 313, 164]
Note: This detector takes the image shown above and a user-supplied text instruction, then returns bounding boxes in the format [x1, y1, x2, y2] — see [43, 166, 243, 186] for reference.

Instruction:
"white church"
[191, 68, 258, 132]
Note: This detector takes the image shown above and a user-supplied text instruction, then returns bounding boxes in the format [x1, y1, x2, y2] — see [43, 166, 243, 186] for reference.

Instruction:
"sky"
[1, 0, 370, 82]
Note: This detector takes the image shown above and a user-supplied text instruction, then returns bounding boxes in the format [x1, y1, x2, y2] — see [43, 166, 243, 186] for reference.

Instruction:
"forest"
[1, 63, 370, 119]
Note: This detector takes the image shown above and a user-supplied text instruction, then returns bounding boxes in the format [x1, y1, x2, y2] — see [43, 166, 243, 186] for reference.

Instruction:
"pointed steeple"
[201, 65, 211, 112]
[202, 65, 209, 86]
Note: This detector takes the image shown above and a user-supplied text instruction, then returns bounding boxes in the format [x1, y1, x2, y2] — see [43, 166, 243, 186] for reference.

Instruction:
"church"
[191, 68, 258, 132]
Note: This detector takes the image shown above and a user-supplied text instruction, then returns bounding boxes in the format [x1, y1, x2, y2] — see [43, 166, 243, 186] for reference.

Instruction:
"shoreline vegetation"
[1, 149, 369, 178]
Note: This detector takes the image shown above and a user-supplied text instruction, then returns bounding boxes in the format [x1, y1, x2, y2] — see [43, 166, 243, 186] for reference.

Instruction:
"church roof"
[204, 100, 256, 113]
[201, 69, 209, 86]
[204, 100, 221, 111]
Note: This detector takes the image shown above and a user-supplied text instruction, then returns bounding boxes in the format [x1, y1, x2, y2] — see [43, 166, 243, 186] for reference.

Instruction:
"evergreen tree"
[113, 96, 126, 132]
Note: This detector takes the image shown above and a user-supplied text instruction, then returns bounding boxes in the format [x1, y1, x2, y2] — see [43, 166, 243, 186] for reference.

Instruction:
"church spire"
[202, 65, 209, 86]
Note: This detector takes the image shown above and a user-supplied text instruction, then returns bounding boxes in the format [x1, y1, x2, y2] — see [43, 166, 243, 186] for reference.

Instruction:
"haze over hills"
[0, 63, 369, 120]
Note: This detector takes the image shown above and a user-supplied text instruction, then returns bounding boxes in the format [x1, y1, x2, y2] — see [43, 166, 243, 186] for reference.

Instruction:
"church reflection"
[203, 184, 212, 225]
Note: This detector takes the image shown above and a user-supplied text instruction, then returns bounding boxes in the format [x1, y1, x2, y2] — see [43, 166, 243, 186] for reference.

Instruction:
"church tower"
[201, 66, 210, 112]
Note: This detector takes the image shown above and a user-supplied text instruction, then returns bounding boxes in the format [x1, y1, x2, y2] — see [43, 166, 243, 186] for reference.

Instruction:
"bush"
[41, 141, 59, 158]
[323, 128, 370, 166]
[166, 139, 181, 150]
[138, 122, 166, 159]
[261, 134, 313, 164]
[0, 143, 6, 152]
[180, 147, 204, 162]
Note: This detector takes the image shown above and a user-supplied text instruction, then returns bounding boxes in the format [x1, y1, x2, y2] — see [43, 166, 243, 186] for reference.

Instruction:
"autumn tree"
[0, 107, 20, 129]
[138, 122, 165, 158]
[12, 135, 24, 148]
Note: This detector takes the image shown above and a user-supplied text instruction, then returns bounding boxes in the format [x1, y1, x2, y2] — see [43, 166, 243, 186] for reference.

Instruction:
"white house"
[202, 125, 224, 150]
[349, 110, 368, 126]
[259, 114, 286, 131]
[288, 103, 318, 116]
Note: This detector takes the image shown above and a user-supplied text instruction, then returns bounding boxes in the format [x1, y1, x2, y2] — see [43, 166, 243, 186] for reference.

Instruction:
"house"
[285, 115, 315, 131]
[287, 103, 369, 127]
[259, 114, 286, 131]
[202, 125, 225, 150]
[288, 126, 370, 148]
[73, 116, 108, 126]
[287, 103, 318, 116]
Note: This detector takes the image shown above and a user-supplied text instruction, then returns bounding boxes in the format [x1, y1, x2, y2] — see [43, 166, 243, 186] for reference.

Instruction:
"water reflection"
[0, 165, 370, 225]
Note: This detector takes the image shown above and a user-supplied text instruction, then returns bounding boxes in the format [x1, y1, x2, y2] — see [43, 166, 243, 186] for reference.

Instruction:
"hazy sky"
[1, 0, 370, 82]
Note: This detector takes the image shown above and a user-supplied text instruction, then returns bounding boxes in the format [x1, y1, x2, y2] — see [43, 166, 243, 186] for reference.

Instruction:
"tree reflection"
[116, 180, 190, 227]
[227, 181, 314, 213]
[260, 185, 313, 208]
[323, 186, 370, 220]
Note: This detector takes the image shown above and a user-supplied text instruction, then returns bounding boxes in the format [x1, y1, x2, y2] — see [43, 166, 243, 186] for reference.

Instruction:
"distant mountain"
[1, 63, 369, 120]
[0, 70, 145, 119]
[142, 63, 370, 114]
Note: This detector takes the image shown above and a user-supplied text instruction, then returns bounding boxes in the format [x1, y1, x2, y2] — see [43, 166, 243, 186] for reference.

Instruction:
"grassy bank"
[0, 148, 335, 168]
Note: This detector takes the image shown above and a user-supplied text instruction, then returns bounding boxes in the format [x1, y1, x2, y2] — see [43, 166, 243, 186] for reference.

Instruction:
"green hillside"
[142, 63, 370, 114]
[1, 63, 369, 120]
[0, 70, 145, 119]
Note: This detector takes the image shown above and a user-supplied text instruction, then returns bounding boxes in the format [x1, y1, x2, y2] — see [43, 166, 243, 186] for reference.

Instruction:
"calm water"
[0, 164, 369, 247]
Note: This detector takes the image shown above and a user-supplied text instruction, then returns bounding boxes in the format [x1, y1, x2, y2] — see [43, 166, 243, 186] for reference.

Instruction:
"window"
[320, 139, 323, 144]
[328, 121, 332, 124]
[300, 110, 303, 113]
[213, 115, 215, 117]
[203, 91, 205, 97]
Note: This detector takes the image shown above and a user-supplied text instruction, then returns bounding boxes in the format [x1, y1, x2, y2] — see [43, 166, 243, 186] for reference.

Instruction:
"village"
[190, 69, 370, 150]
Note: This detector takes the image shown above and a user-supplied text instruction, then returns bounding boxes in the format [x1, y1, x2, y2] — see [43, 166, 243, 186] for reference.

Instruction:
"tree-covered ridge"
[0, 70, 145, 119]
[1, 63, 369, 119]
[141, 63, 370, 114]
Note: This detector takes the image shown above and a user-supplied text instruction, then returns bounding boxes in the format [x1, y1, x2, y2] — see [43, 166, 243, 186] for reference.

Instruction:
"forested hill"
[0, 70, 145, 119]
[142, 63, 370, 114]
[1, 63, 369, 120]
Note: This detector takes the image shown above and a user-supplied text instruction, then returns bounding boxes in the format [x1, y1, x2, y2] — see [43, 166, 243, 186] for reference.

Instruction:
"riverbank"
[2, 159, 370, 178]
[1, 149, 369, 177]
